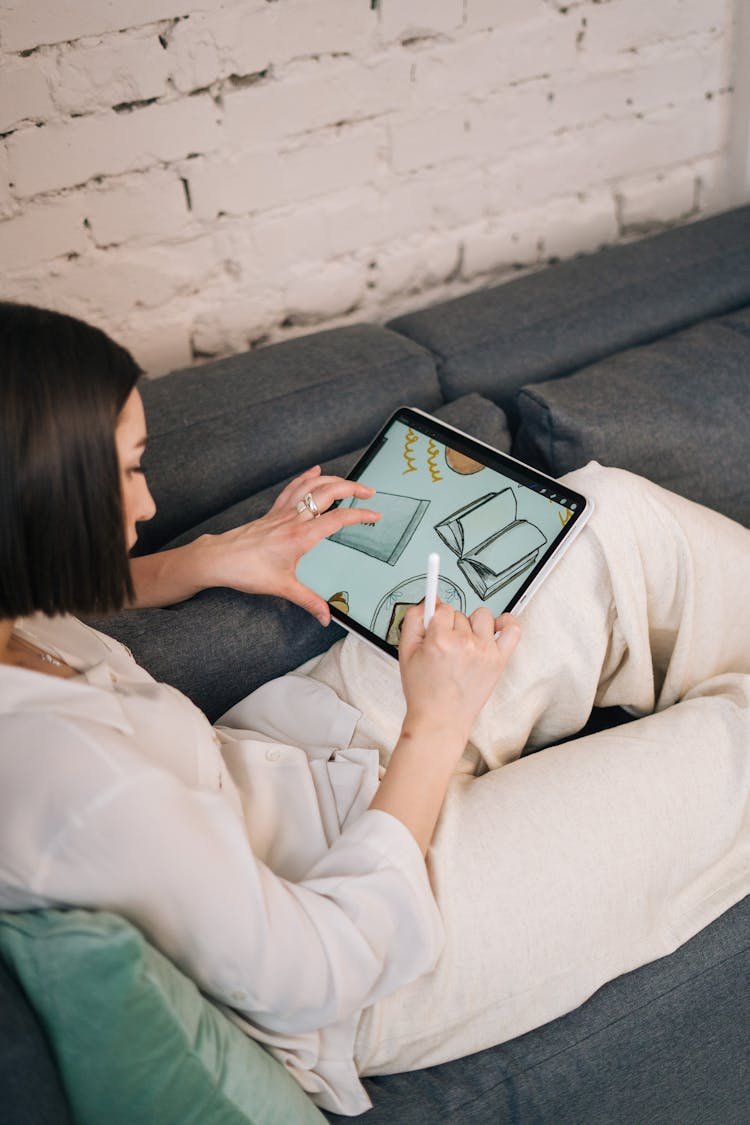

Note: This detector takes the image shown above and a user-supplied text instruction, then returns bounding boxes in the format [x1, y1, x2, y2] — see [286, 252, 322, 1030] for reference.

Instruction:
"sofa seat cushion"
[0, 910, 326, 1125]
[0, 953, 72, 1124]
[512, 306, 750, 526]
[136, 324, 442, 555]
[387, 205, 750, 416]
[92, 394, 510, 720]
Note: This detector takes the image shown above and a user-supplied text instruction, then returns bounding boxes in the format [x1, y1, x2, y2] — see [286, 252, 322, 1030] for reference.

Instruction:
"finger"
[493, 612, 520, 636]
[297, 479, 376, 514]
[281, 577, 331, 626]
[494, 617, 522, 659]
[428, 600, 456, 635]
[304, 475, 375, 497]
[450, 610, 472, 635]
[275, 466, 322, 508]
[398, 603, 427, 661]
[469, 606, 496, 637]
[313, 506, 381, 537]
[292, 506, 381, 553]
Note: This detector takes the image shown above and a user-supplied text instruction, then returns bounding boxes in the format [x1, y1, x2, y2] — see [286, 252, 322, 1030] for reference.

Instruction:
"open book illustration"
[435, 488, 547, 599]
[329, 491, 430, 565]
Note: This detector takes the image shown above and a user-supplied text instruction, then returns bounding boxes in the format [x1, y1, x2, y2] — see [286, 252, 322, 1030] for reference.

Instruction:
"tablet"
[297, 406, 593, 658]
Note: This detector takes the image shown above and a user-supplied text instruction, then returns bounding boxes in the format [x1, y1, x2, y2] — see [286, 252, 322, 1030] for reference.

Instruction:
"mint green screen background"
[297, 418, 578, 645]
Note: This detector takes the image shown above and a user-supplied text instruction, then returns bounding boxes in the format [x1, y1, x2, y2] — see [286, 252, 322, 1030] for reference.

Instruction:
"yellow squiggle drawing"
[427, 438, 443, 482]
[402, 427, 418, 474]
[558, 508, 573, 527]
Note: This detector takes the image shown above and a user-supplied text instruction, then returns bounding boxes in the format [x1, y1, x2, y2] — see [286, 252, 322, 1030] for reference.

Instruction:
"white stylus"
[424, 552, 440, 628]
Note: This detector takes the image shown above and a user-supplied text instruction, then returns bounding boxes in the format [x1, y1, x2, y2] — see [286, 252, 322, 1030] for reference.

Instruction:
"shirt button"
[266, 748, 281, 762]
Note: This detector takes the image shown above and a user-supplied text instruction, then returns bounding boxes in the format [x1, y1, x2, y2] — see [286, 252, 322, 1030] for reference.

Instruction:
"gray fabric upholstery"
[512, 305, 750, 526]
[91, 394, 511, 721]
[136, 324, 442, 555]
[387, 205, 750, 416]
[0, 957, 73, 1125]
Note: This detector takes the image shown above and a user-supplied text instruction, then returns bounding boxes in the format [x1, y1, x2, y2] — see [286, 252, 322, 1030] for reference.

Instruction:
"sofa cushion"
[387, 205, 750, 416]
[0, 910, 326, 1125]
[0, 953, 72, 1124]
[136, 324, 442, 555]
[512, 306, 750, 526]
[92, 394, 510, 720]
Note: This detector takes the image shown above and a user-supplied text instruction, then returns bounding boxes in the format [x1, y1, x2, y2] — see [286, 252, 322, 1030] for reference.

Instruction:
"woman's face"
[115, 388, 156, 550]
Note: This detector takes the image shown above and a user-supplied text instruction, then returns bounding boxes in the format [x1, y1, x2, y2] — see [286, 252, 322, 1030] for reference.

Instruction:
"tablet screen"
[297, 407, 590, 655]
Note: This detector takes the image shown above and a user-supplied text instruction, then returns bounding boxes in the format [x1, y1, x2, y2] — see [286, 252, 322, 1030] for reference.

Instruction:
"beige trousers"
[307, 463, 750, 1075]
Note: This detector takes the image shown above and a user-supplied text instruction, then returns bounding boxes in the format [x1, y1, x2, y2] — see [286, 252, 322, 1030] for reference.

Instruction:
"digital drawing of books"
[329, 491, 430, 565]
[435, 488, 548, 599]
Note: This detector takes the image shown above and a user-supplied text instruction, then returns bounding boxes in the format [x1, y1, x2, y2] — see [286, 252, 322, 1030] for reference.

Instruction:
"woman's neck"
[0, 616, 77, 679]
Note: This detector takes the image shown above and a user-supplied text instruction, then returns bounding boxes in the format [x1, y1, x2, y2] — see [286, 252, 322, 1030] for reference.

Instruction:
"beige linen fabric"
[307, 463, 750, 1074]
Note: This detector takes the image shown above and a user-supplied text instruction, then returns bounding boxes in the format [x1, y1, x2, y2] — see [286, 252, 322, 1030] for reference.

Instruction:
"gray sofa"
[2, 204, 749, 1124]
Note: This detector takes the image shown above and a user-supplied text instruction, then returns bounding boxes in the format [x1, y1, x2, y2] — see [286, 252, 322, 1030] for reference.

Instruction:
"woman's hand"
[198, 466, 380, 622]
[129, 466, 381, 620]
[369, 603, 521, 854]
[399, 603, 521, 755]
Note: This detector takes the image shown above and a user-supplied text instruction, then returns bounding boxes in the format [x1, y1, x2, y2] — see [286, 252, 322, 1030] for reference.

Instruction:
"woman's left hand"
[187, 466, 380, 623]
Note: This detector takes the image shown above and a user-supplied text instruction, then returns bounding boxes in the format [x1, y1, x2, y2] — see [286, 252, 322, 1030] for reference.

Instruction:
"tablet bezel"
[315, 405, 593, 659]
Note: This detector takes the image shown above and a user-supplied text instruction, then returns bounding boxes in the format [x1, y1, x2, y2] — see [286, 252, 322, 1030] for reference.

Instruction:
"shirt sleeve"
[31, 728, 445, 1036]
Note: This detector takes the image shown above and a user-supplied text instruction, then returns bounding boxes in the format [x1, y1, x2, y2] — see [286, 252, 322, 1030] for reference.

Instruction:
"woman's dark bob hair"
[0, 302, 141, 618]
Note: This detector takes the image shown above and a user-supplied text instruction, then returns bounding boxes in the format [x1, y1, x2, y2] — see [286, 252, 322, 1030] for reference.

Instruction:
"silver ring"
[296, 491, 321, 519]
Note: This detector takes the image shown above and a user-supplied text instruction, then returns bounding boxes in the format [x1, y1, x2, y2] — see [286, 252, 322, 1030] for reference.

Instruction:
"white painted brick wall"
[616, 167, 698, 232]
[168, 0, 373, 92]
[0, 57, 55, 133]
[378, 0, 464, 42]
[81, 172, 192, 245]
[0, 197, 89, 271]
[51, 33, 172, 116]
[7, 97, 221, 197]
[0, 143, 12, 218]
[0, 0, 743, 376]
[1, 0, 224, 52]
[222, 56, 411, 148]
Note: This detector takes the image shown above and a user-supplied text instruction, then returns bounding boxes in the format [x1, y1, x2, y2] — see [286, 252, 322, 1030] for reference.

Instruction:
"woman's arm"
[26, 721, 443, 1037]
[370, 605, 521, 854]
[129, 466, 380, 622]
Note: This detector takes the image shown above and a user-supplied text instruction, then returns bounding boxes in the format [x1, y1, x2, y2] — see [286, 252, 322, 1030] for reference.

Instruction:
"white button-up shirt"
[0, 614, 444, 1115]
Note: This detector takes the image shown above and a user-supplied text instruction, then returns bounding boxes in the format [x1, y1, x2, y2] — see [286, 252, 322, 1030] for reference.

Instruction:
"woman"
[1, 302, 749, 1116]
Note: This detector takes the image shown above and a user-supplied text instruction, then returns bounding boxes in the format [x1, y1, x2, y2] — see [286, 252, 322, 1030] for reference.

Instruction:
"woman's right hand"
[369, 604, 521, 854]
[398, 603, 521, 757]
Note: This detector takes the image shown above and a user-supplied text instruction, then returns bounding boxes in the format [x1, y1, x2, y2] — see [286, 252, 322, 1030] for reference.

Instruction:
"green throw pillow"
[0, 909, 326, 1125]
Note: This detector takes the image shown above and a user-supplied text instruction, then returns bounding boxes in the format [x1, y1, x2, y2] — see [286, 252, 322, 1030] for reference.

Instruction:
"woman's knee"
[560, 460, 640, 497]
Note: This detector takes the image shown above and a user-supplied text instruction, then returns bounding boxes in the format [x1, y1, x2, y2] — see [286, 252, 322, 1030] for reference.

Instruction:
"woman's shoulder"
[14, 612, 148, 679]
[0, 706, 142, 904]
[0, 664, 164, 820]
[0, 698, 146, 814]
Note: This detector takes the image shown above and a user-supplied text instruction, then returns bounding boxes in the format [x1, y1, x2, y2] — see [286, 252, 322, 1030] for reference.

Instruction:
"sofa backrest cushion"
[0, 910, 326, 1125]
[136, 324, 442, 555]
[511, 306, 750, 526]
[92, 393, 511, 720]
[387, 205, 750, 417]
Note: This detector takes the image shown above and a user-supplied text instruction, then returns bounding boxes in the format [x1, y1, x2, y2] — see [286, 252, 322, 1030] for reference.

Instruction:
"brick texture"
[0, 0, 742, 376]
